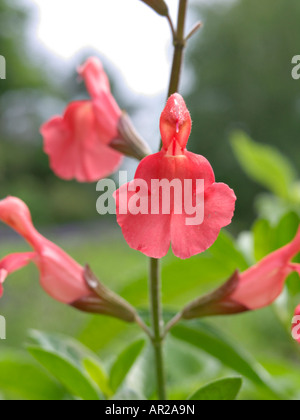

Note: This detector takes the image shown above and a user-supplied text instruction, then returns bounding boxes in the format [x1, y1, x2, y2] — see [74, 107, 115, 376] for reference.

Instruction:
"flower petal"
[171, 182, 236, 259]
[115, 180, 171, 259]
[0, 197, 92, 304]
[0, 252, 36, 297]
[37, 245, 91, 304]
[41, 101, 122, 182]
[231, 229, 300, 309]
[78, 57, 111, 98]
[160, 93, 192, 151]
[78, 57, 121, 122]
[0, 196, 42, 249]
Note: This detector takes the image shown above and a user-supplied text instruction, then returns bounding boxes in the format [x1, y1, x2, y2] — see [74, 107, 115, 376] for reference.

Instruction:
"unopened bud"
[110, 112, 151, 161]
[182, 271, 248, 319]
[72, 265, 137, 323]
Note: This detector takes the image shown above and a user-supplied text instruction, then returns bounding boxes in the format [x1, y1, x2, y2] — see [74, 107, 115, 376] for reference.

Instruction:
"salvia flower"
[0, 197, 136, 322]
[114, 94, 236, 259]
[41, 57, 150, 182]
[182, 227, 300, 319]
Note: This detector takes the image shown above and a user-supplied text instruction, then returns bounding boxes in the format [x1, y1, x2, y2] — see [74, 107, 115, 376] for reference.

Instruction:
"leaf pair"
[27, 330, 146, 400]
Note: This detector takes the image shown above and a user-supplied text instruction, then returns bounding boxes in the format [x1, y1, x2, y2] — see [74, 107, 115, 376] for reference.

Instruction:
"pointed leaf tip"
[139, 0, 169, 17]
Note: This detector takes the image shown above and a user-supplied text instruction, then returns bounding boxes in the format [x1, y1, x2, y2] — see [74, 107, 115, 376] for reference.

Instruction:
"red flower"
[0, 197, 138, 322]
[0, 197, 91, 303]
[41, 57, 150, 182]
[230, 230, 300, 310]
[182, 228, 300, 319]
[114, 94, 236, 259]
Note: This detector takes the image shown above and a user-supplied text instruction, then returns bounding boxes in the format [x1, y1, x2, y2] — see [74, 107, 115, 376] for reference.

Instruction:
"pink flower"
[114, 94, 236, 259]
[0, 197, 139, 322]
[41, 57, 150, 182]
[182, 228, 300, 319]
[0, 197, 91, 303]
[231, 229, 300, 310]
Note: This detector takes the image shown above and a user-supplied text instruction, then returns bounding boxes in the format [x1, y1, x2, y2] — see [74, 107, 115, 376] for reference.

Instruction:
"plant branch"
[163, 312, 183, 338]
[149, 0, 192, 401]
[167, 0, 188, 97]
[149, 257, 167, 400]
[185, 21, 202, 42]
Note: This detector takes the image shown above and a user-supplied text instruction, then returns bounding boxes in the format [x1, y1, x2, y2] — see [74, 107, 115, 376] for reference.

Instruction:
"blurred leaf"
[275, 212, 300, 249]
[27, 330, 103, 400]
[253, 212, 299, 260]
[209, 231, 249, 271]
[231, 131, 296, 199]
[139, 0, 169, 16]
[171, 322, 282, 399]
[0, 350, 64, 400]
[125, 343, 156, 399]
[188, 377, 242, 400]
[165, 336, 220, 399]
[113, 388, 146, 400]
[253, 219, 274, 260]
[109, 339, 146, 393]
[83, 358, 112, 398]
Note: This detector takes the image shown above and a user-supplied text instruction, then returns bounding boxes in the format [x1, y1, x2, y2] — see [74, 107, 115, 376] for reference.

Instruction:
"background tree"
[187, 0, 300, 228]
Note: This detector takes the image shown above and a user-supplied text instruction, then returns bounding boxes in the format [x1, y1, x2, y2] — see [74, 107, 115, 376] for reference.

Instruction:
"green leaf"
[171, 322, 282, 399]
[113, 388, 146, 400]
[253, 219, 275, 260]
[83, 358, 112, 398]
[231, 131, 297, 199]
[27, 330, 103, 400]
[109, 339, 146, 393]
[139, 0, 169, 16]
[125, 343, 156, 399]
[0, 350, 64, 400]
[188, 377, 242, 400]
[253, 212, 300, 260]
[209, 231, 249, 272]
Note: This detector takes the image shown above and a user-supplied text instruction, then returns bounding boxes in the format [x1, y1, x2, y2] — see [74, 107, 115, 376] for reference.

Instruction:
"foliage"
[187, 0, 300, 228]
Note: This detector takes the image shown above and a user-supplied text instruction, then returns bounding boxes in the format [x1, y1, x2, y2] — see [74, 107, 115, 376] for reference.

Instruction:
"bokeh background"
[1, 0, 300, 400]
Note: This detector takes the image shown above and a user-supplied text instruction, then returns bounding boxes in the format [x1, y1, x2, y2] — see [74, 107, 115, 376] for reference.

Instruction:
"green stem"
[148, 0, 189, 401]
[167, 0, 188, 97]
[149, 257, 167, 400]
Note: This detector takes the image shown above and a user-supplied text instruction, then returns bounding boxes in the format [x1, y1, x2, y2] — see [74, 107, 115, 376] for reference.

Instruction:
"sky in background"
[29, 0, 181, 96]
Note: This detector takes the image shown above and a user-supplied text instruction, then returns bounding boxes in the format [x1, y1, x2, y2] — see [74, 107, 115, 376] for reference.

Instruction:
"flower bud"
[182, 271, 248, 319]
[110, 112, 152, 161]
[72, 265, 137, 323]
[182, 227, 300, 319]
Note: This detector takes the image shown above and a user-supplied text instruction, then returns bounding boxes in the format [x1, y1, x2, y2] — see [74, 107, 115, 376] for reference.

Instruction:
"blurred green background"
[1, 0, 300, 400]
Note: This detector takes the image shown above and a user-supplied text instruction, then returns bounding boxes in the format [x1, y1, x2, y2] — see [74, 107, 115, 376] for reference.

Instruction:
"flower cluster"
[0, 57, 299, 340]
